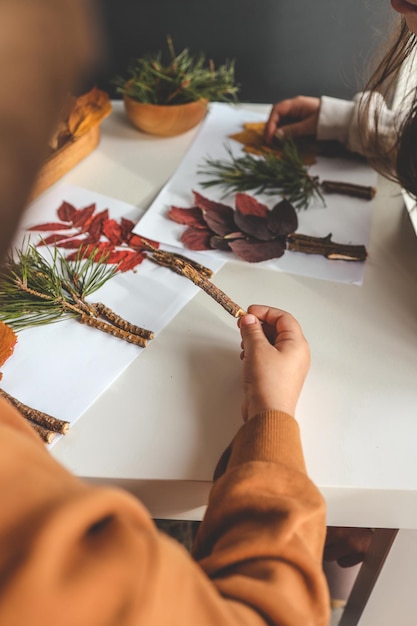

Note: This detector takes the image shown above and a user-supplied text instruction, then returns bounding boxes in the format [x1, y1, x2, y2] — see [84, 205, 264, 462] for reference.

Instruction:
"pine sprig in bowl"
[114, 36, 239, 136]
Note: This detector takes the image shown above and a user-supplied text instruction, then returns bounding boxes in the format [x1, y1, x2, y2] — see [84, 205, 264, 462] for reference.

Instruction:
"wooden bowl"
[123, 96, 208, 136]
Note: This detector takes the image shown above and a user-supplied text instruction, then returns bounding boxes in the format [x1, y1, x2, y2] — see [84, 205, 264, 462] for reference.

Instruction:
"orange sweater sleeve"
[0, 397, 329, 626]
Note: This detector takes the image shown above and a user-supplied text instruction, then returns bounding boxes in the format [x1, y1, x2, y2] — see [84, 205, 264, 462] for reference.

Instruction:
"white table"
[50, 103, 417, 625]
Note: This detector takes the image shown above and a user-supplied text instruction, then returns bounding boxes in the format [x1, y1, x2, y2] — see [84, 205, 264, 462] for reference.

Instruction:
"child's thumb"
[239, 314, 265, 353]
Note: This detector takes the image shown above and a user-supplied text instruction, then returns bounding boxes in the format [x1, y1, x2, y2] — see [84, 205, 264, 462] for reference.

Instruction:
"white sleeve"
[317, 93, 401, 156]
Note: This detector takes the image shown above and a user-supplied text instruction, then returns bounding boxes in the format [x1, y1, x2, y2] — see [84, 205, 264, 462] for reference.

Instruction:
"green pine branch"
[0, 243, 117, 330]
[198, 138, 324, 210]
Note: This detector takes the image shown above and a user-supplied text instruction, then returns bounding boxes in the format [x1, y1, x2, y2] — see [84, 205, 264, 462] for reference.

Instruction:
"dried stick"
[287, 233, 367, 261]
[134, 237, 243, 317]
[29, 422, 57, 444]
[79, 315, 148, 347]
[92, 302, 154, 340]
[0, 388, 70, 434]
[150, 253, 246, 318]
[321, 180, 376, 200]
[162, 252, 214, 278]
[136, 236, 214, 278]
[14, 278, 152, 346]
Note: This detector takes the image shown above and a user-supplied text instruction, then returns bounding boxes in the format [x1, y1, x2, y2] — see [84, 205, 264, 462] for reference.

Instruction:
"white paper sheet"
[402, 188, 417, 236]
[134, 103, 378, 285]
[1, 183, 224, 445]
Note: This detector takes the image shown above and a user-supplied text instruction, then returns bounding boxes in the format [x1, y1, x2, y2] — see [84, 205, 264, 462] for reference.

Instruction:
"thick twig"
[29, 422, 57, 444]
[287, 233, 367, 261]
[92, 302, 154, 340]
[13, 275, 153, 346]
[79, 315, 149, 346]
[0, 388, 70, 434]
[321, 180, 376, 200]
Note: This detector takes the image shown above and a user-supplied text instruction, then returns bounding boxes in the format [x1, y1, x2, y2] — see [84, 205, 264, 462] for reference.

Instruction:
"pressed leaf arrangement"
[27, 199, 245, 318]
[27, 199, 159, 272]
[114, 36, 238, 106]
[0, 196, 249, 445]
[168, 190, 368, 263]
[0, 243, 154, 346]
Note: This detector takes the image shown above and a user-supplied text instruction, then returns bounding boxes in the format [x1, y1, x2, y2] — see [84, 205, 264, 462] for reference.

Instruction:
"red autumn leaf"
[57, 201, 77, 222]
[180, 226, 212, 250]
[192, 191, 235, 236]
[267, 199, 298, 236]
[87, 209, 109, 239]
[202, 205, 235, 236]
[116, 251, 146, 272]
[120, 217, 136, 241]
[27, 222, 73, 231]
[193, 190, 232, 214]
[103, 249, 147, 270]
[105, 250, 130, 264]
[102, 218, 123, 245]
[233, 211, 274, 241]
[128, 234, 160, 250]
[140, 235, 160, 250]
[65, 241, 114, 261]
[210, 235, 231, 251]
[83, 217, 95, 233]
[168, 206, 206, 229]
[229, 238, 286, 262]
[36, 233, 76, 246]
[235, 193, 269, 217]
[128, 234, 147, 249]
[91, 247, 117, 263]
[57, 236, 100, 249]
[72, 203, 96, 228]
[224, 231, 246, 240]
[66, 242, 111, 262]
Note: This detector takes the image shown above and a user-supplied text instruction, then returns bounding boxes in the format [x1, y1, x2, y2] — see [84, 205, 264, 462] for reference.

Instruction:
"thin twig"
[150, 253, 245, 317]
[0, 388, 69, 434]
[135, 237, 214, 278]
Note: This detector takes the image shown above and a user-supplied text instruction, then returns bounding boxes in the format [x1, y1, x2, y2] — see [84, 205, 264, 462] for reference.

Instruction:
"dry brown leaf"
[68, 87, 112, 138]
[0, 321, 17, 380]
[48, 87, 112, 151]
[229, 121, 318, 165]
[242, 121, 266, 133]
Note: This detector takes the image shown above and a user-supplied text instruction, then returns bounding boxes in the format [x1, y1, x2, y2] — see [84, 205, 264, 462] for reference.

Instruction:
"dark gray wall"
[96, 0, 396, 102]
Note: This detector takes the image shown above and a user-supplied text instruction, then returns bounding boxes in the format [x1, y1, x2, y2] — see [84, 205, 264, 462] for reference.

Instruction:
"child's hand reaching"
[238, 305, 310, 421]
